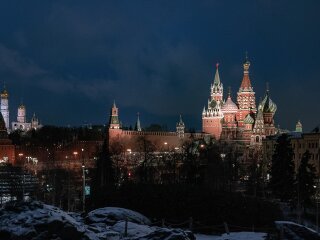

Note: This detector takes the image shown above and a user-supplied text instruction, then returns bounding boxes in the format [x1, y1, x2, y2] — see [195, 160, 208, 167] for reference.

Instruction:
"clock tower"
[202, 64, 224, 139]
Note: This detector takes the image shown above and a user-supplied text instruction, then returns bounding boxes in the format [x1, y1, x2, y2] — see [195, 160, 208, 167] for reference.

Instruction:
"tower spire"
[213, 63, 220, 85]
[240, 52, 252, 90]
[176, 114, 185, 138]
[109, 101, 120, 129]
[135, 112, 142, 131]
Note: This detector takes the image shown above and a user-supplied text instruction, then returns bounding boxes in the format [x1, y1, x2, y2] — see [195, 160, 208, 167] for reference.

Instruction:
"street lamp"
[221, 153, 226, 191]
[164, 142, 168, 152]
[81, 148, 86, 213]
[19, 153, 25, 200]
[82, 163, 85, 213]
[66, 155, 71, 212]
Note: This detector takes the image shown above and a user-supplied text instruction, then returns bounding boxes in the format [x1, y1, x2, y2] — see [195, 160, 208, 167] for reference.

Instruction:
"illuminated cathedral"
[202, 56, 277, 145]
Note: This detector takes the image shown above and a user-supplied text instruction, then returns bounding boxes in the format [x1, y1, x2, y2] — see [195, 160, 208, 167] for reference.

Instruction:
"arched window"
[256, 136, 259, 142]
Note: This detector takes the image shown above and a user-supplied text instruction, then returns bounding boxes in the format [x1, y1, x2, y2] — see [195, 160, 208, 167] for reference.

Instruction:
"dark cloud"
[0, 0, 319, 131]
[0, 43, 46, 78]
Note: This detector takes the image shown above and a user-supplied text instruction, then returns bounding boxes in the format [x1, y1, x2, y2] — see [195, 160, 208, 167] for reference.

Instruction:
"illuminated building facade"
[107, 102, 209, 151]
[263, 123, 320, 173]
[0, 86, 9, 131]
[11, 103, 42, 131]
[0, 112, 15, 164]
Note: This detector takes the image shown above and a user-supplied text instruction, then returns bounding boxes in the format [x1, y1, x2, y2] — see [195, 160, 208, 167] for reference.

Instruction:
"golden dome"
[1, 89, 8, 98]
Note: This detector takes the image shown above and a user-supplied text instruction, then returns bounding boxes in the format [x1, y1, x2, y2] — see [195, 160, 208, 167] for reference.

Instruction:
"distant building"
[263, 122, 320, 173]
[11, 103, 42, 131]
[0, 85, 43, 132]
[0, 86, 9, 131]
[107, 102, 209, 152]
[0, 112, 15, 164]
[11, 103, 31, 131]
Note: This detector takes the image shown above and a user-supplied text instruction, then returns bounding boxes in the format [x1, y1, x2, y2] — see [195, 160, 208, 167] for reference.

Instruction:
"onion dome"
[221, 93, 238, 114]
[244, 114, 254, 124]
[1, 88, 8, 98]
[18, 103, 25, 109]
[261, 89, 277, 113]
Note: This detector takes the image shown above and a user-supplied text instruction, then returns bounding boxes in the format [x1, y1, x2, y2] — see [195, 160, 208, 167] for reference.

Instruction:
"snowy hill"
[0, 201, 194, 240]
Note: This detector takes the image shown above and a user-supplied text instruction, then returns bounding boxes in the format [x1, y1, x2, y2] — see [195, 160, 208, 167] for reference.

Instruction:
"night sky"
[0, 1, 319, 132]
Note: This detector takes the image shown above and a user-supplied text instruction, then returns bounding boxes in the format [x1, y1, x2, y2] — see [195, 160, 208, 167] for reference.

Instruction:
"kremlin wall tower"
[107, 56, 278, 151]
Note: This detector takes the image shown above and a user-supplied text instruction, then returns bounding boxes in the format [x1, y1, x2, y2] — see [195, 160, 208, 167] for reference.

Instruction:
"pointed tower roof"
[239, 53, 253, 91]
[213, 63, 221, 85]
[32, 112, 38, 121]
[177, 114, 185, 127]
[135, 112, 142, 131]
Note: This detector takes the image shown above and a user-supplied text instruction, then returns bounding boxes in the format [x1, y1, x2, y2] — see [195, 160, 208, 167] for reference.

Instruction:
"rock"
[87, 207, 151, 226]
[0, 201, 86, 240]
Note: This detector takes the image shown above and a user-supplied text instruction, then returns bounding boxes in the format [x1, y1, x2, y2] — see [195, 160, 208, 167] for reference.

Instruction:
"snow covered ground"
[195, 232, 267, 240]
[0, 201, 194, 240]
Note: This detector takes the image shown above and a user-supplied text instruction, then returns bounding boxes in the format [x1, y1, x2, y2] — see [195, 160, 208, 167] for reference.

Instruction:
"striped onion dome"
[244, 114, 255, 124]
[261, 91, 277, 113]
[221, 95, 238, 114]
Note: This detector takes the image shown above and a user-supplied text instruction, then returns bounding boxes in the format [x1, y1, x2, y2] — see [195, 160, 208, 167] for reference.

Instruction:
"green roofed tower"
[109, 101, 120, 129]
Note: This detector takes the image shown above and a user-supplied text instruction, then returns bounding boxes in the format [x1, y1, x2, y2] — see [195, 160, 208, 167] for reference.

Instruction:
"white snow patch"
[196, 232, 267, 240]
[111, 221, 153, 237]
[87, 207, 151, 225]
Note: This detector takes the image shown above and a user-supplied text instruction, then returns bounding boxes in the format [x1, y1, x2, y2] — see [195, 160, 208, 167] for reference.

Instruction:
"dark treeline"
[6, 127, 317, 230]
[91, 133, 318, 230]
[90, 183, 281, 231]
[9, 125, 106, 146]
[90, 136, 283, 231]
